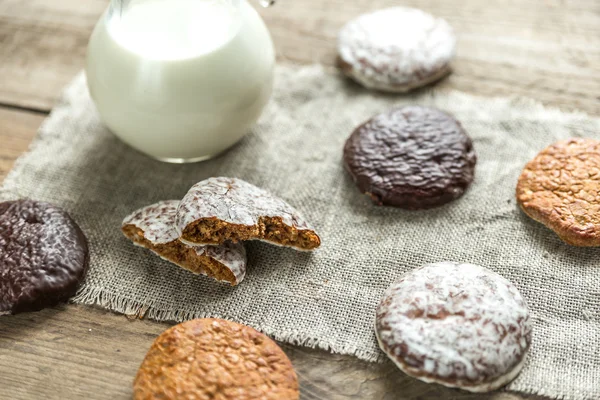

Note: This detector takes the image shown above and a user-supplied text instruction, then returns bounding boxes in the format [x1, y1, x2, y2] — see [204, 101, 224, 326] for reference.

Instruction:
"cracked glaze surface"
[122, 200, 246, 284]
[134, 318, 299, 400]
[0, 200, 88, 315]
[338, 7, 456, 92]
[176, 177, 315, 234]
[375, 262, 532, 392]
[123, 200, 182, 245]
[516, 138, 600, 246]
[344, 106, 476, 209]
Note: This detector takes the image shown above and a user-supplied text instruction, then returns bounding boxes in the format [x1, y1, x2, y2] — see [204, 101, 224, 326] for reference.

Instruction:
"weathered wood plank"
[0, 108, 43, 180]
[0, 0, 598, 113]
[0, 304, 544, 400]
[0, 0, 107, 111]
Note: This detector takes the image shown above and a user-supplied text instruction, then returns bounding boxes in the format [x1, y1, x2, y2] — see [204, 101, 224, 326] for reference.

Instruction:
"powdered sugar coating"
[122, 200, 246, 284]
[375, 262, 532, 392]
[123, 200, 181, 244]
[188, 242, 246, 285]
[176, 177, 315, 236]
[338, 7, 456, 92]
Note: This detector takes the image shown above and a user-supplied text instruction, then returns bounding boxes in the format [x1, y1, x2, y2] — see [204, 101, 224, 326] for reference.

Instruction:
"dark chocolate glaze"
[343, 106, 477, 209]
[0, 200, 88, 315]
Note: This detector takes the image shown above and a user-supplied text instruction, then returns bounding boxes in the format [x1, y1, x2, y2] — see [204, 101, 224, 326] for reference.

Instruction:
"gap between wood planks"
[0, 102, 49, 116]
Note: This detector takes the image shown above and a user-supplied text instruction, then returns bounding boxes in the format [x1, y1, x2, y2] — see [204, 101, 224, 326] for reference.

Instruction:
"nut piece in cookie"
[516, 138, 600, 246]
[0, 200, 89, 315]
[122, 200, 246, 285]
[344, 106, 476, 209]
[338, 7, 456, 92]
[176, 177, 321, 250]
[376, 262, 532, 392]
[134, 318, 300, 400]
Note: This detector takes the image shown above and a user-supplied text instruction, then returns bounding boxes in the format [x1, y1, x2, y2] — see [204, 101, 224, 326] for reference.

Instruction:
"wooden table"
[0, 0, 597, 398]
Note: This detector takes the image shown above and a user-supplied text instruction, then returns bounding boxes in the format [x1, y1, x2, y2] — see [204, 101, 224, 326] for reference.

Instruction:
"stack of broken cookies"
[121, 176, 321, 286]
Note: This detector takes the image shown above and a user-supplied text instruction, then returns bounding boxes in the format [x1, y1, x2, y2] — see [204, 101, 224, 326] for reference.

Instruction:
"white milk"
[86, 0, 275, 162]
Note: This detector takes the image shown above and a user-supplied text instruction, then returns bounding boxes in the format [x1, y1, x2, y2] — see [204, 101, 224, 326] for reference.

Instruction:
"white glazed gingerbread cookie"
[122, 200, 246, 285]
[176, 177, 321, 250]
[338, 7, 456, 92]
[376, 262, 532, 392]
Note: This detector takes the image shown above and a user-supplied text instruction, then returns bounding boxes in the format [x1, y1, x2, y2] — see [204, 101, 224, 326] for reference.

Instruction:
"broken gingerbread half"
[176, 177, 321, 250]
[122, 200, 246, 285]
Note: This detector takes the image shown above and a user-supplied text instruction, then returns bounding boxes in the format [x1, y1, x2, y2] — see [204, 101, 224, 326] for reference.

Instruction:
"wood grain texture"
[0, 0, 597, 398]
[0, 0, 106, 111]
[0, 0, 598, 113]
[0, 108, 43, 180]
[0, 305, 542, 400]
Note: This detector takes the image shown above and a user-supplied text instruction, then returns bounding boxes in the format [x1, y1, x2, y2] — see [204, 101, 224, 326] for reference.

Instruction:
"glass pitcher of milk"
[86, 0, 275, 163]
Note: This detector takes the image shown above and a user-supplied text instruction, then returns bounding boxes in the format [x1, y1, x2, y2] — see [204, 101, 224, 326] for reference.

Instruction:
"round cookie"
[343, 106, 476, 209]
[134, 318, 299, 400]
[375, 262, 532, 392]
[0, 200, 88, 315]
[338, 7, 456, 92]
[516, 138, 600, 246]
[122, 200, 247, 285]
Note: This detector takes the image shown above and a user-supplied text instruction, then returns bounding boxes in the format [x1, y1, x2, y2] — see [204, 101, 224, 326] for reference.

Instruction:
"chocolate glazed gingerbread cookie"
[344, 106, 477, 209]
[0, 200, 89, 315]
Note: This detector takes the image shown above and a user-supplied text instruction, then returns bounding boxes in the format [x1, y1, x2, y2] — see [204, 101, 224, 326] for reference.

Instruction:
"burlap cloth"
[1, 65, 599, 399]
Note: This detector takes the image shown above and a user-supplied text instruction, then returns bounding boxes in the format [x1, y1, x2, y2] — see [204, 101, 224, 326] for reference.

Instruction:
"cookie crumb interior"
[122, 225, 236, 284]
[181, 216, 321, 250]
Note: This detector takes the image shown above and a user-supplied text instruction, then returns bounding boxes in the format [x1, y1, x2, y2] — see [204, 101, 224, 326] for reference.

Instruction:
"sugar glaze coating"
[177, 178, 314, 232]
[338, 7, 456, 92]
[122, 200, 181, 244]
[176, 177, 320, 250]
[376, 262, 532, 392]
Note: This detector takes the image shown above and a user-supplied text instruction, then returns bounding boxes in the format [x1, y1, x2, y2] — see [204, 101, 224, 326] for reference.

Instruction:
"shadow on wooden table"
[281, 343, 549, 400]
